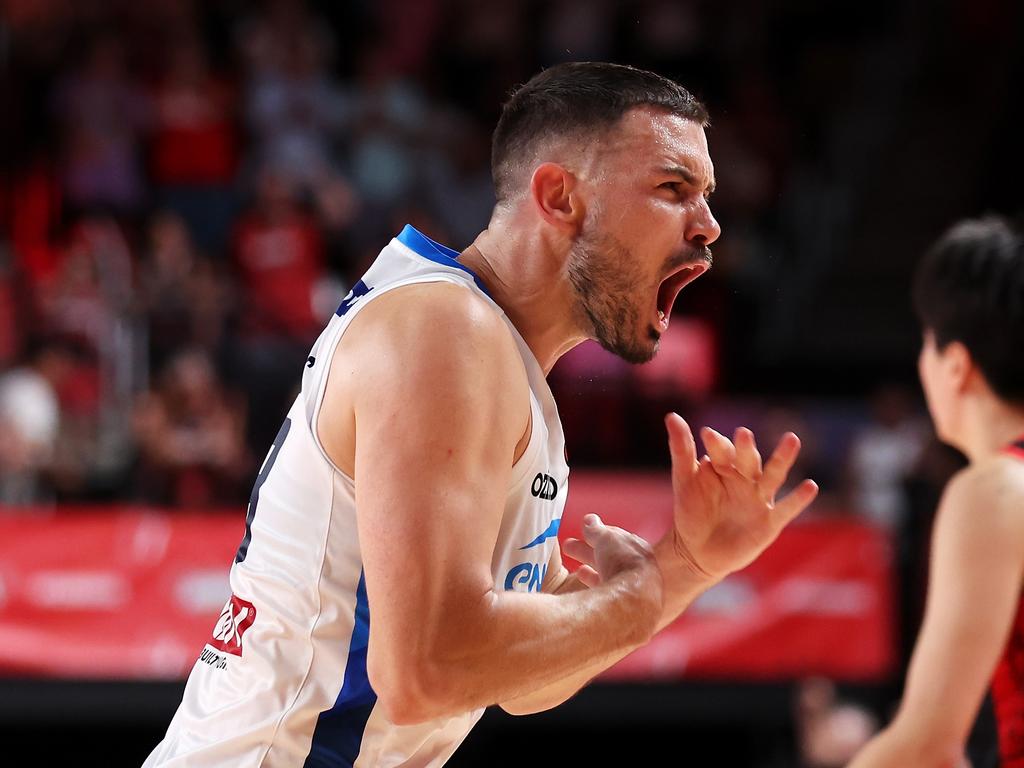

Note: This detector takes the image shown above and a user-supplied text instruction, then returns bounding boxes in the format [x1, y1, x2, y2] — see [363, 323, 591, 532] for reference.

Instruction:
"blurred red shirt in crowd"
[231, 168, 324, 341]
[149, 33, 239, 187]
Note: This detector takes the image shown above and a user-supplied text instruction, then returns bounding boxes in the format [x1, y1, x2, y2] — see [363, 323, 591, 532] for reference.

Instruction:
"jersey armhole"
[508, 394, 544, 489]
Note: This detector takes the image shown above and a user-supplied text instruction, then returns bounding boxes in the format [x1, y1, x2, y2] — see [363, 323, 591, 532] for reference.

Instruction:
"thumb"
[581, 513, 607, 547]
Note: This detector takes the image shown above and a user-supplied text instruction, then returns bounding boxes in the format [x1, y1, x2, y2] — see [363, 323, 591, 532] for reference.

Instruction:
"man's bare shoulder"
[318, 281, 532, 476]
[340, 281, 520, 366]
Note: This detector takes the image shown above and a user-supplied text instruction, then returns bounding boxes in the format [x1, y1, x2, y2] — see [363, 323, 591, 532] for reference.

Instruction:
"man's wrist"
[653, 533, 720, 622]
[595, 565, 662, 646]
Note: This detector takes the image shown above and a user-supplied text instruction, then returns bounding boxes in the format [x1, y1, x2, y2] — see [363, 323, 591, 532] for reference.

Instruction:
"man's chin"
[596, 332, 658, 365]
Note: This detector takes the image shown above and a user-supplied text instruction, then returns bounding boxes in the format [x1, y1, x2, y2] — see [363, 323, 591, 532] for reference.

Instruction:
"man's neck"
[458, 222, 587, 376]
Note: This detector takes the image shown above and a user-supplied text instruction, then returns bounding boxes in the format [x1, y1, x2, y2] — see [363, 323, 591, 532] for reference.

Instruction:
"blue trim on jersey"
[519, 518, 561, 550]
[396, 225, 491, 297]
[304, 571, 376, 768]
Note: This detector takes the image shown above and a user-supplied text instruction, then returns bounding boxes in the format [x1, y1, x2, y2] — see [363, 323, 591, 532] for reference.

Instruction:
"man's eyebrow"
[660, 165, 716, 196]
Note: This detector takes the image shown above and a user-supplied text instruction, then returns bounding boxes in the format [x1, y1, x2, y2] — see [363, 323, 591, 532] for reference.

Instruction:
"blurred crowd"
[0, 0, 968, 523]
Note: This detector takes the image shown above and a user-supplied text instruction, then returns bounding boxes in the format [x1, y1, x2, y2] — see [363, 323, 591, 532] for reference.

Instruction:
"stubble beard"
[566, 228, 658, 365]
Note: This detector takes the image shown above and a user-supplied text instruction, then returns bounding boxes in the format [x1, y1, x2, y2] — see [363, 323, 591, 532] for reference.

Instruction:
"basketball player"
[849, 216, 1024, 767]
[144, 62, 818, 767]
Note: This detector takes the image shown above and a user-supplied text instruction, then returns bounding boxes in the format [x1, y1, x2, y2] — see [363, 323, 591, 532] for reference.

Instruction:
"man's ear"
[529, 162, 583, 232]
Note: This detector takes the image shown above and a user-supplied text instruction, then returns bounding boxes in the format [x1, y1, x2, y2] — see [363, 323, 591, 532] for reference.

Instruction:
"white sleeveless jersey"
[144, 225, 569, 767]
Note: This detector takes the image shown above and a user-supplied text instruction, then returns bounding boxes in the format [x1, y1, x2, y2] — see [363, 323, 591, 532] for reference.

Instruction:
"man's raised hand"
[664, 413, 818, 583]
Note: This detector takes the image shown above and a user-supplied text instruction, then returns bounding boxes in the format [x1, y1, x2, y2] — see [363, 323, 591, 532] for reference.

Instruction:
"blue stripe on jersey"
[304, 571, 376, 768]
[396, 225, 491, 297]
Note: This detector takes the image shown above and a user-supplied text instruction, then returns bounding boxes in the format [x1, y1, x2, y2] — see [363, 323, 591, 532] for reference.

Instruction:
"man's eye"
[660, 182, 682, 192]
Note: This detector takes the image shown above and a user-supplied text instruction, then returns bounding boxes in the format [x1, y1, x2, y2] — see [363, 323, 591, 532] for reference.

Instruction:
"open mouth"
[656, 261, 709, 329]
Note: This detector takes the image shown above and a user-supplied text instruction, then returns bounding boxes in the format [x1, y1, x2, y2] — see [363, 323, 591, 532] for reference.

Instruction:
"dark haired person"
[850, 216, 1024, 768]
[146, 62, 818, 767]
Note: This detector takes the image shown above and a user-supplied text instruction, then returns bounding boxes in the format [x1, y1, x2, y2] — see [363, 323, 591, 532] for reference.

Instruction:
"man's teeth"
[658, 310, 666, 322]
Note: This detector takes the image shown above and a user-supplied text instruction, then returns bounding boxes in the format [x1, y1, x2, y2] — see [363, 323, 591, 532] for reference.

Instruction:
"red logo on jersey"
[208, 595, 257, 656]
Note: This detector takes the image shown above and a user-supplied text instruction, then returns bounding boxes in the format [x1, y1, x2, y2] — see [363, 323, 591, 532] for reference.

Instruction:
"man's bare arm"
[323, 283, 664, 725]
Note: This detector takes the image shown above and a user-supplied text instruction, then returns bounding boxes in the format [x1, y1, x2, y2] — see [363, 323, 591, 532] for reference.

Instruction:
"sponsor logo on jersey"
[530, 472, 558, 500]
[199, 647, 228, 670]
[505, 562, 548, 593]
[519, 518, 561, 550]
[208, 595, 257, 656]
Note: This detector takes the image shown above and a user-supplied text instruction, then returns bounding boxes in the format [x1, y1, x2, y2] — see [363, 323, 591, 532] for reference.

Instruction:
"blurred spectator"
[149, 29, 240, 253]
[845, 385, 928, 528]
[422, 114, 495, 247]
[0, 243, 24, 368]
[440, 0, 531, 116]
[795, 678, 878, 768]
[539, 0, 615, 64]
[131, 349, 248, 507]
[0, 338, 77, 504]
[759, 405, 840, 504]
[346, 52, 429, 212]
[230, 165, 328, 451]
[33, 216, 133, 354]
[138, 210, 233, 373]
[235, 0, 335, 81]
[52, 33, 149, 214]
[364, 0, 444, 77]
[231, 167, 325, 342]
[5, 158, 64, 290]
[241, 3, 349, 197]
[21, 215, 147, 499]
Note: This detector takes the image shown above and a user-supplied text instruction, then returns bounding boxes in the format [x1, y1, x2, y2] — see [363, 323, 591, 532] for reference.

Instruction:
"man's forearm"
[499, 537, 715, 715]
[372, 567, 663, 724]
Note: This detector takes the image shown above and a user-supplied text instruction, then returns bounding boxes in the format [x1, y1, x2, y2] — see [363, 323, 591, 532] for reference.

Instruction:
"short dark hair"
[913, 215, 1024, 403]
[491, 62, 709, 203]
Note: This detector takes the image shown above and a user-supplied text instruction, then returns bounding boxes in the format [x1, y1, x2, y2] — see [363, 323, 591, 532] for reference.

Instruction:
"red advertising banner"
[0, 473, 895, 681]
[562, 474, 896, 681]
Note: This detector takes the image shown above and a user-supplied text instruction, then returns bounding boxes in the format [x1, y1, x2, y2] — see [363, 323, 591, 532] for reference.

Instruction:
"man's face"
[567, 108, 720, 363]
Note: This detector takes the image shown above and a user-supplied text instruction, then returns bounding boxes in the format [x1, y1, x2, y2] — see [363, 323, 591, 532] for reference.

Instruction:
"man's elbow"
[374, 690, 435, 727]
[368, 655, 456, 726]
[498, 690, 574, 717]
[499, 699, 557, 717]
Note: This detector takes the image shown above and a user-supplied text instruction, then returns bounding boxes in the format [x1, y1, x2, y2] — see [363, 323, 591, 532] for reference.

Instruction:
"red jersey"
[992, 437, 1024, 767]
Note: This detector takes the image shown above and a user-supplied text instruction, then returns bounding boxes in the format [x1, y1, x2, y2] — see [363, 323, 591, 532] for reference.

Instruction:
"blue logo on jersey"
[336, 280, 374, 317]
[519, 518, 561, 550]
[505, 562, 548, 592]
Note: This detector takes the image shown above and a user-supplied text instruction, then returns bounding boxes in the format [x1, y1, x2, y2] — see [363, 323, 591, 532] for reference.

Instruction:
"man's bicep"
[346, 290, 530, 660]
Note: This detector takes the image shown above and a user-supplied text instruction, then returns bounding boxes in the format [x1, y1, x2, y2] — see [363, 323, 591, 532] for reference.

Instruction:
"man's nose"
[686, 198, 721, 246]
